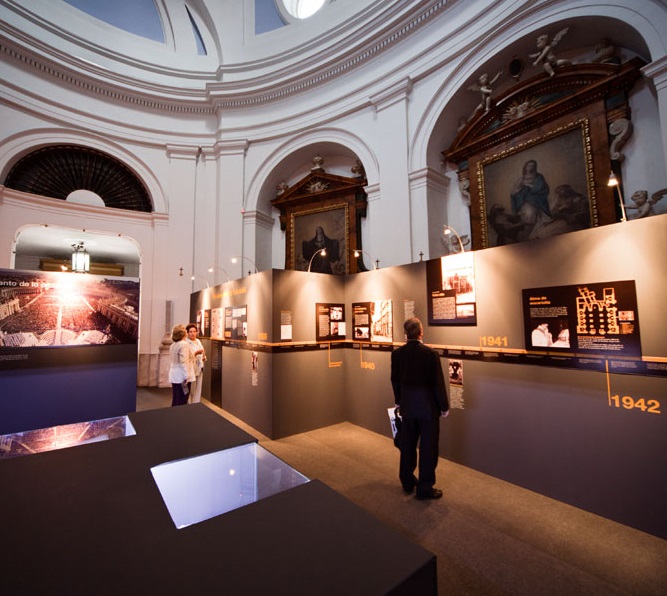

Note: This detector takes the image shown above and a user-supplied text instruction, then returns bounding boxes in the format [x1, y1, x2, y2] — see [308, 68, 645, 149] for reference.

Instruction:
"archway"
[13, 225, 141, 278]
[4, 145, 153, 213]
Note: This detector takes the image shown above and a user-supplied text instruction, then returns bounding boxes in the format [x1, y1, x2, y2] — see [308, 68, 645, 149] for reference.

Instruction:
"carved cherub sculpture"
[468, 71, 502, 113]
[456, 116, 468, 132]
[351, 159, 365, 178]
[626, 190, 655, 219]
[530, 28, 571, 76]
[593, 38, 620, 64]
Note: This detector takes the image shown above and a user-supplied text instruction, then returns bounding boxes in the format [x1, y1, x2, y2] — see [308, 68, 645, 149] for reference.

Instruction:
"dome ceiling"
[63, 0, 165, 42]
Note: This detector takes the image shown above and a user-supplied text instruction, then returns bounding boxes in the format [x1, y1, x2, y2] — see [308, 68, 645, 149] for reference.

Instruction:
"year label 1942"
[609, 394, 661, 414]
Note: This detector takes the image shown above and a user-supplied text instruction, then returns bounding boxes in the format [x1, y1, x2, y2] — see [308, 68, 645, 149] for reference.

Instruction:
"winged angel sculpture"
[530, 28, 570, 76]
[467, 71, 502, 114]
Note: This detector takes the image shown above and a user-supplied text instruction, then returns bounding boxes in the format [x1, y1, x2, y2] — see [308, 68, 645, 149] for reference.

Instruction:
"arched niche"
[13, 225, 141, 278]
[4, 145, 153, 213]
[270, 154, 368, 274]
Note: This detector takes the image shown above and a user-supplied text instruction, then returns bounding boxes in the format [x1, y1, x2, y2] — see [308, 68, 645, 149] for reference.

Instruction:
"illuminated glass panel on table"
[0, 416, 136, 459]
[151, 443, 310, 529]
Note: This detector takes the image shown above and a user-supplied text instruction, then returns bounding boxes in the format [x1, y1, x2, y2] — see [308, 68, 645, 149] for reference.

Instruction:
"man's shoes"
[415, 488, 443, 500]
[402, 476, 418, 494]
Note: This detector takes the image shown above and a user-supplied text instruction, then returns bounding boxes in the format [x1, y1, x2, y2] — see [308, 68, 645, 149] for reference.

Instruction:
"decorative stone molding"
[1, 1, 449, 111]
[166, 144, 202, 161]
[213, 2, 447, 108]
[458, 175, 471, 207]
[364, 182, 381, 203]
[608, 117, 632, 162]
[158, 332, 173, 388]
[213, 139, 249, 157]
[369, 78, 413, 113]
[408, 167, 449, 195]
[0, 41, 216, 115]
[242, 210, 275, 231]
[642, 56, 667, 92]
[1, 186, 169, 224]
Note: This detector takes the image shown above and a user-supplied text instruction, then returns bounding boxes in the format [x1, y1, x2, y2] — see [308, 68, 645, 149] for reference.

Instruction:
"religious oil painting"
[479, 121, 595, 248]
[291, 205, 349, 274]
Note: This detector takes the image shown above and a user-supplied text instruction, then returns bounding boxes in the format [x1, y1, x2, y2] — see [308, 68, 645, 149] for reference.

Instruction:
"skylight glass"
[281, 0, 326, 20]
[64, 0, 164, 43]
[186, 6, 207, 55]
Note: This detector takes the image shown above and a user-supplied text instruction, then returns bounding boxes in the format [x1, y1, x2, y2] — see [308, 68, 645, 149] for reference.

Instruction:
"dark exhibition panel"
[190, 269, 348, 438]
[0, 269, 140, 434]
[0, 350, 137, 434]
[191, 215, 667, 540]
[0, 405, 436, 595]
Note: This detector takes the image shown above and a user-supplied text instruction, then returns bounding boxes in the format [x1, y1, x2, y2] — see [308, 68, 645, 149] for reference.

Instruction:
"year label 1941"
[480, 336, 508, 348]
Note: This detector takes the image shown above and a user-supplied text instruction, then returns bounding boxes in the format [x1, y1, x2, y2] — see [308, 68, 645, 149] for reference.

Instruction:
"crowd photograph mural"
[0, 270, 139, 349]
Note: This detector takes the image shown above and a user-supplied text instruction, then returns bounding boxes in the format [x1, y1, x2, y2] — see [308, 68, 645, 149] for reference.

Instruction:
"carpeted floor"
[138, 388, 667, 595]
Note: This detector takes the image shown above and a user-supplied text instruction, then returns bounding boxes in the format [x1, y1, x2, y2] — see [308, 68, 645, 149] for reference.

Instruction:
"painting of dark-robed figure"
[291, 205, 348, 274]
[302, 226, 340, 273]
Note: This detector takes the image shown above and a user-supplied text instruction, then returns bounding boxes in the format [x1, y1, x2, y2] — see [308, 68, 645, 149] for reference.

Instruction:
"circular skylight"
[281, 0, 326, 20]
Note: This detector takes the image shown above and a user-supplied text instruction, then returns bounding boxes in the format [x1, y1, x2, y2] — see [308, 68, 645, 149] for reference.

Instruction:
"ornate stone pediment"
[272, 171, 367, 229]
[271, 171, 368, 274]
[443, 58, 646, 250]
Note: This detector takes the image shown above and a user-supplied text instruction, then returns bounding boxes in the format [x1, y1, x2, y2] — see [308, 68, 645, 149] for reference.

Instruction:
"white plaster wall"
[1, 0, 666, 384]
[0, 188, 169, 348]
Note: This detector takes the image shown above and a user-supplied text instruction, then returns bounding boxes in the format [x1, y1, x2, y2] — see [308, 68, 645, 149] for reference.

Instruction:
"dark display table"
[0, 404, 435, 594]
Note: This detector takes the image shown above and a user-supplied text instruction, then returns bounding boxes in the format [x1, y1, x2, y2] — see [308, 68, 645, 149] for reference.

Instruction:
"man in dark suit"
[391, 317, 449, 499]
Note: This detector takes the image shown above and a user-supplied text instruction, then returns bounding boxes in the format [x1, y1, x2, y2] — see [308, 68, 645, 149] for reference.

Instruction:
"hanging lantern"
[71, 242, 90, 273]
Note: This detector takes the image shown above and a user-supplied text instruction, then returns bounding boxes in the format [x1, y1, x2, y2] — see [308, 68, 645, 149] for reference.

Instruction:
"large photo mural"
[0, 269, 139, 349]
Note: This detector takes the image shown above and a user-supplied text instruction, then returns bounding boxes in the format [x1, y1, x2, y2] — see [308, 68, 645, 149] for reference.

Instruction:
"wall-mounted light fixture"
[207, 266, 231, 283]
[353, 249, 379, 270]
[71, 242, 90, 273]
[230, 256, 257, 277]
[443, 225, 466, 253]
[307, 248, 326, 272]
[190, 274, 209, 290]
[608, 171, 628, 222]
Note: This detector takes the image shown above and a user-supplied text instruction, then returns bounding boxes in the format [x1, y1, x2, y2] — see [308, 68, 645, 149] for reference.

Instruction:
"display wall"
[190, 215, 667, 539]
[0, 269, 139, 434]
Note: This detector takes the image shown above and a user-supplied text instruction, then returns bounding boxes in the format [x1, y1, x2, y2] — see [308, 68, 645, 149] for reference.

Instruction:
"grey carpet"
[138, 389, 667, 595]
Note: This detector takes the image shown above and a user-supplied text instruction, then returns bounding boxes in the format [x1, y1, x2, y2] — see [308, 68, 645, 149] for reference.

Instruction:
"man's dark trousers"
[399, 416, 440, 493]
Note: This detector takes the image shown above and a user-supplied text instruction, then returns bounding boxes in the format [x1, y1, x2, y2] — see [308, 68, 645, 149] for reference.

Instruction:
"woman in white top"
[185, 323, 206, 403]
[169, 324, 196, 406]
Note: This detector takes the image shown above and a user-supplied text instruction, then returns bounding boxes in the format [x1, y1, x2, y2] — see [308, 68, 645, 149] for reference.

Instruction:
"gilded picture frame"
[477, 118, 597, 248]
[443, 61, 646, 251]
[290, 204, 350, 274]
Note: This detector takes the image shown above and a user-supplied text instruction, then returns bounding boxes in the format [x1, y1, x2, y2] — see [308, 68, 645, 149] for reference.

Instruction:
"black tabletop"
[0, 404, 435, 594]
